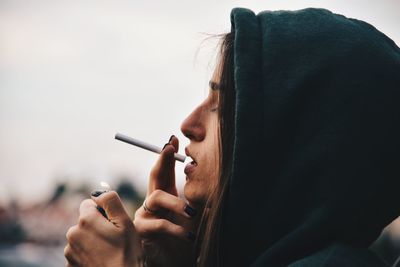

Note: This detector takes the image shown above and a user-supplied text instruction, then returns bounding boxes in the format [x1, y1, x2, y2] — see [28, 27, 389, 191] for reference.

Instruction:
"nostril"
[188, 134, 195, 140]
[184, 133, 195, 140]
[182, 124, 205, 142]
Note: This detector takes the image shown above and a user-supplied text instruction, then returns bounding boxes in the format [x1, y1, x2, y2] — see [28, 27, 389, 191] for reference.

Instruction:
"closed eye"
[209, 81, 221, 91]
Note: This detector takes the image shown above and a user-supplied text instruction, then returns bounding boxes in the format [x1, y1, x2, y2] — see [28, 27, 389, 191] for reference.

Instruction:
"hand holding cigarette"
[133, 135, 196, 266]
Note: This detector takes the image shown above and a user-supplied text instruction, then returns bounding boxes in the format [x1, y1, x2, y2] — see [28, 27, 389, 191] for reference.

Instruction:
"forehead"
[212, 56, 223, 81]
[209, 54, 224, 91]
[207, 54, 224, 99]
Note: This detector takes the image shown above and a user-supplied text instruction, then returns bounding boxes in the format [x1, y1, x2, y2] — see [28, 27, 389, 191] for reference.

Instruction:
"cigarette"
[115, 132, 186, 163]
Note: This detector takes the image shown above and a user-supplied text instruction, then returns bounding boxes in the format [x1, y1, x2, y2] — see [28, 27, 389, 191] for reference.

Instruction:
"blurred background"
[0, 0, 399, 266]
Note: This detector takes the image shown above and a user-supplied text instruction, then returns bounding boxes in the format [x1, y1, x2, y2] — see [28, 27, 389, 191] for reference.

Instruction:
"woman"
[65, 7, 400, 267]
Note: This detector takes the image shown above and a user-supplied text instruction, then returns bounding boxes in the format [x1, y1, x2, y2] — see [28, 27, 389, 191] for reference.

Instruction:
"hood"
[221, 7, 400, 266]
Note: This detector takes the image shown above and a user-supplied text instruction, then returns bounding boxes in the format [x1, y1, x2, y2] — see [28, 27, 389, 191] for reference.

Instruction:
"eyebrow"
[209, 80, 221, 91]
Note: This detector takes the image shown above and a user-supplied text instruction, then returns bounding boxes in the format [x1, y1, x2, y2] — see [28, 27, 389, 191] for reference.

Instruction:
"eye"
[210, 107, 218, 112]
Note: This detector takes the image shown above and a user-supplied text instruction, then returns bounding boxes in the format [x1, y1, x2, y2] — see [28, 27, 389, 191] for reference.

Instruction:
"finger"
[148, 135, 179, 196]
[78, 199, 98, 218]
[66, 225, 92, 251]
[66, 225, 80, 249]
[169, 135, 179, 153]
[145, 189, 197, 219]
[64, 244, 80, 266]
[91, 190, 131, 228]
[77, 199, 114, 233]
[134, 217, 195, 242]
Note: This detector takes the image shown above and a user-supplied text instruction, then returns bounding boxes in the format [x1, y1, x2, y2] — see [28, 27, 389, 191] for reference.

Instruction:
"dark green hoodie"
[221, 8, 400, 266]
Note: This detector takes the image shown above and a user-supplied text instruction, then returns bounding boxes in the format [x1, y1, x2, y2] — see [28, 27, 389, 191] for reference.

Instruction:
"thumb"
[91, 190, 130, 227]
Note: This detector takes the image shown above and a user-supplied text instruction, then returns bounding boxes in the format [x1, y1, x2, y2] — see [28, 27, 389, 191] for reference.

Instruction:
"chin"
[184, 180, 208, 206]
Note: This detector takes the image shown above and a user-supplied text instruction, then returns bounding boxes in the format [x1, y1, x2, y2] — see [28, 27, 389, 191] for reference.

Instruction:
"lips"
[184, 147, 197, 177]
[184, 160, 197, 176]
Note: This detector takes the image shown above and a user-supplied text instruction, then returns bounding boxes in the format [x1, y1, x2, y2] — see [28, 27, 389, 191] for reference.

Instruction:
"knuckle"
[135, 219, 169, 237]
[134, 220, 149, 237]
[172, 200, 182, 211]
[81, 198, 93, 206]
[134, 207, 143, 220]
[153, 189, 163, 197]
[146, 194, 154, 205]
[133, 218, 142, 232]
[78, 213, 95, 228]
[78, 217, 87, 228]
[154, 219, 167, 231]
[79, 199, 93, 213]
[146, 190, 159, 207]
[64, 245, 71, 257]
[65, 226, 77, 243]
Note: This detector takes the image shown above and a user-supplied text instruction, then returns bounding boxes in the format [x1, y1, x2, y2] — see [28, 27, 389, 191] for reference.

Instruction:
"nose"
[180, 105, 206, 142]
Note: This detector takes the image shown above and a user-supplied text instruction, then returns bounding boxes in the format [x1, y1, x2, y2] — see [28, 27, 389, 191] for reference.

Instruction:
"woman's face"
[181, 67, 221, 206]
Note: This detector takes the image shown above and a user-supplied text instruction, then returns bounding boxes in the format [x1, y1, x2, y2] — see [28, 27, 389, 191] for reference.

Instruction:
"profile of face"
[180, 64, 222, 206]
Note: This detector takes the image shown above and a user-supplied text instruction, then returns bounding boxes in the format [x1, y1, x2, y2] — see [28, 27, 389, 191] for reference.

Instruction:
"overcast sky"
[0, 0, 399, 204]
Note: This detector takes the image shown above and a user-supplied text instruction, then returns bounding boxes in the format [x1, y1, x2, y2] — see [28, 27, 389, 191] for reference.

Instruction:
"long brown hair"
[196, 31, 235, 267]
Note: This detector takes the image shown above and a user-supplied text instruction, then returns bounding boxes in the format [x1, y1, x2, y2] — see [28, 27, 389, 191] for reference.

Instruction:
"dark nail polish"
[186, 231, 196, 241]
[162, 143, 169, 150]
[184, 205, 197, 217]
[168, 135, 175, 142]
[91, 190, 106, 197]
[97, 206, 108, 219]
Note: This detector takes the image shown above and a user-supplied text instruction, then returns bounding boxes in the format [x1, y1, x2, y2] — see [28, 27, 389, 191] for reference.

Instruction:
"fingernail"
[162, 143, 169, 150]
[91, 190, 106, 197]
[97, 206, 108, 219]
[186, 231, 196, 241]
[184, 205, 197, 217]
[168, 135, 175, 143]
